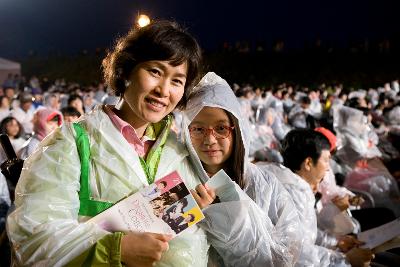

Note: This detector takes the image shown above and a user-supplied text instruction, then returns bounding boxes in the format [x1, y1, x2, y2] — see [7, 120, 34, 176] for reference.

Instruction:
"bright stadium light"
[137, 14, 151, 28]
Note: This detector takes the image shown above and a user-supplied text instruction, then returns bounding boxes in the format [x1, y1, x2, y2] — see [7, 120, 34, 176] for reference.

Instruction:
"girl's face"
[189, 107, 234, 175]
[70, 99, 83, 110]
[1, 97, 10, 108]
[6, 119, 20, 138]
[123, 60, 187, 126]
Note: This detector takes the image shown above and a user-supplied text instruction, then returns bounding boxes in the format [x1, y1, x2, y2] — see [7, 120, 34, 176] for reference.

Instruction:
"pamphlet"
[358, 217, 400, 249]
[206, 169, 242, 202]
[88, 171, 204, 237]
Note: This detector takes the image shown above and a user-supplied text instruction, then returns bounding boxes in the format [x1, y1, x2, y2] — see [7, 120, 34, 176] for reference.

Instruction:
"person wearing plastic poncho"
[333, 105, 382, 167]
[6, 20, 209, 267]
[181, 72, 303, 266]
[333, 105, 400, 216]
[261, 129, 374, 267]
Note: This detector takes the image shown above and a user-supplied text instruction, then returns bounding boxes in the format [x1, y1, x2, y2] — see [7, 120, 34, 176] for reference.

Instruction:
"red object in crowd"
[314, 127, 337, 152]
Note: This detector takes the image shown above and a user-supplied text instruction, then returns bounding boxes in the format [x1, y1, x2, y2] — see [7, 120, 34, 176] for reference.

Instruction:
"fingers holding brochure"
[121, 232, 173, 267]
[191, 184, 216, 209]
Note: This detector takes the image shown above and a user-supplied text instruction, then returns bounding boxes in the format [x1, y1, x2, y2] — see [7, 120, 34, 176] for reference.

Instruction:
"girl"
[0, 96, 11, 123]
[0, 116, 26, 210]
[7, 21, 208, 267]
[182, 72, 303, 266]
[0, 117, 26, 160]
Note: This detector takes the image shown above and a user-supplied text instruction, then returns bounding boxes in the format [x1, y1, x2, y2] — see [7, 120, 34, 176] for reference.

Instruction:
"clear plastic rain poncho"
[249, 107, 283, 163]
[334, 106, 400, 216]
[262, 98, 291, 141]
[318, 161, 355, 205]
[344, 165, 400, 217]
[261, 163, 351, 267]
[317, 167, 359, 236]
[7, 106, 209, 266]
[288, 104, 309, 129]
[388, 106, 400, 126]
[181, 72, 303, 266]
[333, 106, 382, 165]
[248, 123, 279, 158]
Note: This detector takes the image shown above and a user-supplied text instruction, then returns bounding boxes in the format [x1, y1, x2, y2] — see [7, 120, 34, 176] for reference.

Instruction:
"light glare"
[137, 14, 150, 28]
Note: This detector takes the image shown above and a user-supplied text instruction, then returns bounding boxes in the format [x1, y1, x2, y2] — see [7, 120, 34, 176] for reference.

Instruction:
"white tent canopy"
[0, 57, 21, 86]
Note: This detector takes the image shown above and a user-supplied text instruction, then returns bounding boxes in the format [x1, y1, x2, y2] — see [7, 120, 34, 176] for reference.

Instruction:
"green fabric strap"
[139, 116, 172, 184]
[73, 123, 113, 217]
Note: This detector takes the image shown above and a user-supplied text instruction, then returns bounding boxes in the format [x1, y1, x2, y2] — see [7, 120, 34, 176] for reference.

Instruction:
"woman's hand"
[332, 195, 350, 211]
[121, 232, 172, 267]
[349, 195, 365, 206]
[191, 184, 216, 209]
[337, 235, 364, 252]
[345, 247, 374, 267]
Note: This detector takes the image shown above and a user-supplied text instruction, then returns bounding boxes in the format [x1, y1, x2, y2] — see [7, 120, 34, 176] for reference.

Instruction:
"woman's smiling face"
[122, 60, 188, 126]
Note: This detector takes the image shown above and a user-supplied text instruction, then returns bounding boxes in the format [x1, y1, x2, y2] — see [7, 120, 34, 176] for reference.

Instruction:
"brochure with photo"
[87, 171, 204, 237]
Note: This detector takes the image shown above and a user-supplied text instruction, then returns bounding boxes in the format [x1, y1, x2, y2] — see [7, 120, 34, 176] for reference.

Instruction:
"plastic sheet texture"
[334, 106, 382, 165]
[344, 165, 400, 216]
[317, 167, 358, 235]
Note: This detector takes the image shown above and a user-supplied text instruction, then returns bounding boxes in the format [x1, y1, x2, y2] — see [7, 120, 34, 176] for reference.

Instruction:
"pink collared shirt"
[104, 105, 155, 157]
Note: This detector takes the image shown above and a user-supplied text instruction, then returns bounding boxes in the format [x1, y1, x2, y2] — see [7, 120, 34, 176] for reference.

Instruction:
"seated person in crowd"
[262, 129, 374, 267]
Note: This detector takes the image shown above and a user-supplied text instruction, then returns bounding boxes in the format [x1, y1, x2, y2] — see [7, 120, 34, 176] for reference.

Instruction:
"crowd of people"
[0, 20, 399, 267]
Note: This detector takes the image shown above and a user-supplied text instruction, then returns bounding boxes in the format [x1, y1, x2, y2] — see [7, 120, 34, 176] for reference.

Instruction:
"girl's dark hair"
[0, 116, 25, 139]
[102, 20, 202, 109]
[281, 129, 331, 173]
[61, 106, 82, 117]
[67, 94, 83, 106]
[226, 112, 246, 189]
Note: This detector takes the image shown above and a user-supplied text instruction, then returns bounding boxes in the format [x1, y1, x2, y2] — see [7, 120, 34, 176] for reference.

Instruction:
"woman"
[181, 72, 302, 266]
[7, 20, 208, 267]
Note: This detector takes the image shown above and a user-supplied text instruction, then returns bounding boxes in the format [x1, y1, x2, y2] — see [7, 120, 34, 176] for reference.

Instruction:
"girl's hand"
[191, 184, 216, 209]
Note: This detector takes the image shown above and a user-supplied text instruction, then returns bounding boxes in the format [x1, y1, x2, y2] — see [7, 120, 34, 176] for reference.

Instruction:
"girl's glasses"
[189, 125, 234, 139]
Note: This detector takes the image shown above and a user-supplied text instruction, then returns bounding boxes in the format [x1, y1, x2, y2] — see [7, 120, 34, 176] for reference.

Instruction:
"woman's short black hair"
[102, 20, 202, 109]
[281, 129, 330, 173]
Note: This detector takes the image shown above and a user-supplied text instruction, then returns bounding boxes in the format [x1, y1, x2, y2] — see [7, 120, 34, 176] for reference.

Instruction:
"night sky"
[1, 0, 399, 58]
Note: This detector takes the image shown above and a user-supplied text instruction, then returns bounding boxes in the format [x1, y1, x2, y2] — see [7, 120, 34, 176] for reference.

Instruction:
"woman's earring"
[124, 80, 131, 88]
